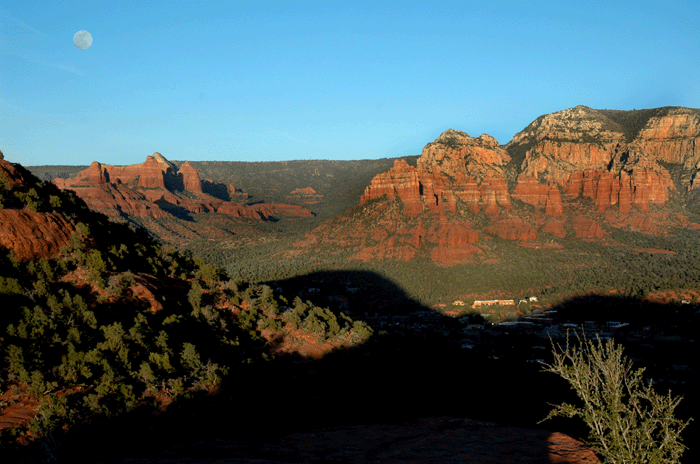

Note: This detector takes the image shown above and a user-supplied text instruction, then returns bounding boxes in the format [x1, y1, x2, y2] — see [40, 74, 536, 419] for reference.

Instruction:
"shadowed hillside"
[0, 157, 373, 462]
[4, 265, 697, 463]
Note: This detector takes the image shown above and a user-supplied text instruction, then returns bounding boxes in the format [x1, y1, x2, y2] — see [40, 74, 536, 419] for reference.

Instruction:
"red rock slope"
[292, 106, 700, 266]
[509, 106, 682, 215]
[53, 153, 313, 221]
[294, 130, 520, 265]
[0, 159, 76, 260]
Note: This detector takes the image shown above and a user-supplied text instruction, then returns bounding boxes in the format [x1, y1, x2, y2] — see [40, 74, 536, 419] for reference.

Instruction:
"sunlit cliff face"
[301, 107, 700, 266]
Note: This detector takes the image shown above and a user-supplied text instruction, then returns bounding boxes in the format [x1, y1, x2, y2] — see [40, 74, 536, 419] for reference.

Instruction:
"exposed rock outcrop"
[295, 106, 700, 266]
[511, 107, 696, 210]
[513, 177, 564, 218]
[0, 209, 75, 261]
[0, 160, 76, 260]
[71, 154, 170, 190]
[484, 218, 538, 241]
[361, 159, 423, 216]
[633, 111, 700, 174]
[572, 216, 605, 239]
[78, 161, 109, 185]
[295, 131, 515, 265]
[54, 154, 171, 191]
[429, 221, 481, 266]
[419, 130, 510, 179]
[542, 219, 567, 238]
[510, 106, 626, 182]
[287, 187, 325, 204]
[52, 153, 313, 224]
[361, 130, 512, 217]
[152, 151, 176, 171]
[179, 161, 202, 194]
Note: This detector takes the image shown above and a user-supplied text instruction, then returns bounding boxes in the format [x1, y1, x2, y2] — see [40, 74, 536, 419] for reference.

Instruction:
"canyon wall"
[310, 106, 700, 265]
[52, 153, 312, 222]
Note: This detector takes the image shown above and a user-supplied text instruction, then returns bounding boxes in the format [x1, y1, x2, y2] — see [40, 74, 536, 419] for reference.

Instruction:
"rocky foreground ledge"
[89, 417, 598, 464]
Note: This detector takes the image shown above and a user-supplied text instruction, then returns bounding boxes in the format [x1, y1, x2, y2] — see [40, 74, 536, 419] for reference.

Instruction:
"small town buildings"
[472, 299, 515, 309]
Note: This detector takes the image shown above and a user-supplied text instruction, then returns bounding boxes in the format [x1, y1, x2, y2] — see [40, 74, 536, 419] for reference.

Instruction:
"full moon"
[73, 30, 93, 50]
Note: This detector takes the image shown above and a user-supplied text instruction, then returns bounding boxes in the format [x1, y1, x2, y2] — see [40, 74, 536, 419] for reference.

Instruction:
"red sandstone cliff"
[294, 106, 700, 266]
[361, 130, 512, 217]
[179, 161, 202, 194]
[0, 209, 75, 261]
[300, 130, 520, 265]
[83, 155, 169, 189]
[506, 106, 697, 234]
[52, 153, 312, 223]
[509, 106, 696, 214]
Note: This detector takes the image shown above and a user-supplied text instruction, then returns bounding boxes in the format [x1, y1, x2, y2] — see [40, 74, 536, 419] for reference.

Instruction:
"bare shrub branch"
[541, 333, 691, 464]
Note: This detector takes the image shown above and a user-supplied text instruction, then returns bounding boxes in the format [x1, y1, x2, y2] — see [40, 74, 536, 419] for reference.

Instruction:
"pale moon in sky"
[73, 30, 93, 50]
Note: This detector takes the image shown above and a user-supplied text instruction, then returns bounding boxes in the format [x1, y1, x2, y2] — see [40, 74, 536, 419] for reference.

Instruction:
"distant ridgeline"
[48, 153, 314, 222]
[23, 105, 700, 305]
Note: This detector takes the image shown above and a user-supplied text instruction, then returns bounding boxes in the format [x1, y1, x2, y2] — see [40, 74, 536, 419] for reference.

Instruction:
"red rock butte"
[52, 153, 313, 222]
[299, 106, 700, 266]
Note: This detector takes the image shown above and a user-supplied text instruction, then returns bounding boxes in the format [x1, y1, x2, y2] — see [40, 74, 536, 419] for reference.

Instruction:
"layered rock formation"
[361, 130, 512, 217]
[633, 111, 700, 181]
[510, 106, 695, 215]
[179, 161, 202, 194]
[287, 187, 325, 204]
[53, 153, 313, 223]
[0, 209, 75, 261]
[295, 106, 700, 266]
[0, 160, 76, 260]
[511, 106, 626, 183]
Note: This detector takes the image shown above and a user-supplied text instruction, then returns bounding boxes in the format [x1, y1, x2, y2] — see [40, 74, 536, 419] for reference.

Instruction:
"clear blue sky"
[2, 1, 699, 166]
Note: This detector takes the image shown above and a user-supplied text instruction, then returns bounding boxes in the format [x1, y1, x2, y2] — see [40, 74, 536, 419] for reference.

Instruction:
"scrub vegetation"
[542, 334, 691, 464]
[0, 168, 372, 461]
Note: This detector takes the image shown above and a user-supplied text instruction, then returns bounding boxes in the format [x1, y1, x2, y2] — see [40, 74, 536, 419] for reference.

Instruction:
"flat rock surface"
[88, 417, 599, 464]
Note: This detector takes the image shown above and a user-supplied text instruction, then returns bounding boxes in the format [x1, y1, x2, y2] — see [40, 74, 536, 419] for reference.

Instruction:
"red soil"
[0, 384, 39, 433]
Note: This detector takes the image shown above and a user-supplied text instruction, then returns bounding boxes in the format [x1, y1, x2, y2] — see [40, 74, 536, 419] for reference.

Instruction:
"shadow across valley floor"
[153, 197, 195, 221]
[7, 270, 699, 463]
